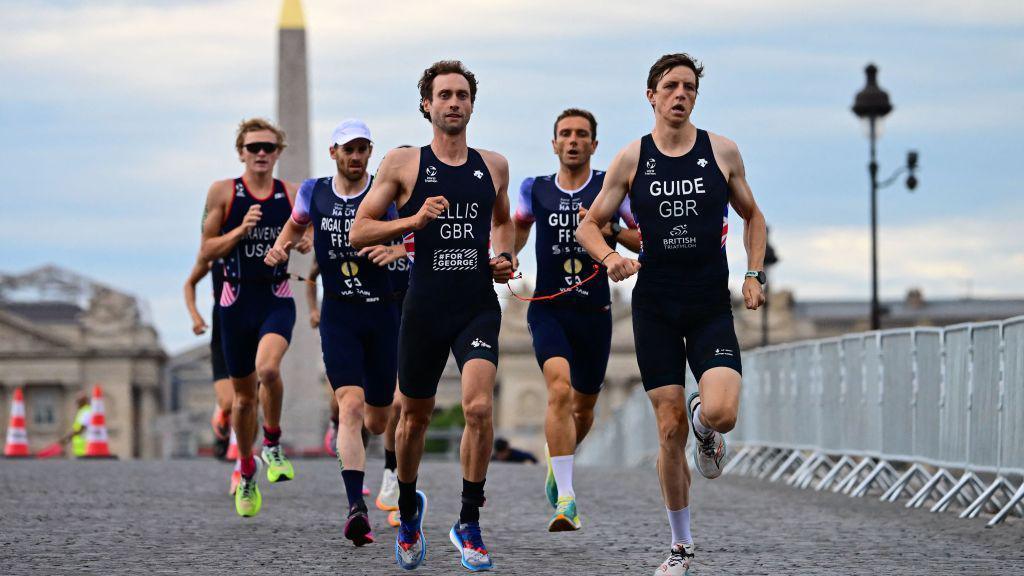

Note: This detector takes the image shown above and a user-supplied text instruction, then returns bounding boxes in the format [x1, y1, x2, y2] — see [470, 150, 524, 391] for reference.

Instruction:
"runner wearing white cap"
[267, 119, 408, 545]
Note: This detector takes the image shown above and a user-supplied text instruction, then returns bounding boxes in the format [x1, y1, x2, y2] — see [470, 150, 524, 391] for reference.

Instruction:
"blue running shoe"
[449, 521, 493, 571]
[395, 490, 428, 570]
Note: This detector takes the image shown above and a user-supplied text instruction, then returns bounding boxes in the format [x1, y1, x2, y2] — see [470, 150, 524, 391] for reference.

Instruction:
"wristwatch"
[609, 222, 622, 239]
[745, 270, 766, 285]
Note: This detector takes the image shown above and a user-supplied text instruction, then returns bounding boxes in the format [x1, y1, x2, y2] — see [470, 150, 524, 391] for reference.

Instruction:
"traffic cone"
[4, 388, 30, 457]
[229, 457, 241, 495]
[226, 428, 239, 461]
[83, 385, 116, 459]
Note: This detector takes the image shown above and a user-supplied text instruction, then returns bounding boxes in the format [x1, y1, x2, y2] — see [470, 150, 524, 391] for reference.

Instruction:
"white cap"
[331, 119, 372, 146]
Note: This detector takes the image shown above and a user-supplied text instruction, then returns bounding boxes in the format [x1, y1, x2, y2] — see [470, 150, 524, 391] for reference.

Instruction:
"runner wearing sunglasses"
[200, 117, 310, 518]
[512, 108, 639, 532]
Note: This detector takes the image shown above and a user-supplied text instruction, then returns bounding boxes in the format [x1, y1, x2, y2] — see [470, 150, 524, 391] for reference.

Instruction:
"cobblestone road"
[1, 459, 1022, 575]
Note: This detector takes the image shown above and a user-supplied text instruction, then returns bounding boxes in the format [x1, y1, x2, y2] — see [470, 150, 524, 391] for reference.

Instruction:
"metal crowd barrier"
[577, 316, 1024, 527]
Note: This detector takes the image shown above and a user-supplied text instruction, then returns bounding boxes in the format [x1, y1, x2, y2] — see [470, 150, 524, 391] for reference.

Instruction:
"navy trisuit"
[629, 130, 742, 390]
[293, 175, 400, 408]
[515, 169, 636, 394]
[397, 146, 501, 400]
[218, 177, 296, 378]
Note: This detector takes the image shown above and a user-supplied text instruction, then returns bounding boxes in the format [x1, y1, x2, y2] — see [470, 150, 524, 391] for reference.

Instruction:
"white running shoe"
[654, 542, 694, 575]
[687, 392, 726, 479]
[376, 468, 400, 511]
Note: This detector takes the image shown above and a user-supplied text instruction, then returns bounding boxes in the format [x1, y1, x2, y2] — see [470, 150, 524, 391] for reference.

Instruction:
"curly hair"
[234, 118, 286, 154]
[417, 60, 478, 120]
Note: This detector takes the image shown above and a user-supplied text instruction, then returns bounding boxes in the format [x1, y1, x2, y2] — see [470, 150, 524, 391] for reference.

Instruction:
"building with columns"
[0, 265, 166, 459]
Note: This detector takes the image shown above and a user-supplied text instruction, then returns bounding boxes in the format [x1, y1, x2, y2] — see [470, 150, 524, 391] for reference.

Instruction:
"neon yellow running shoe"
[261, 444, 295, 483]
[235, 474, 262, 517]
[548, 496, 581, 532]
[544, 444, 558, 509]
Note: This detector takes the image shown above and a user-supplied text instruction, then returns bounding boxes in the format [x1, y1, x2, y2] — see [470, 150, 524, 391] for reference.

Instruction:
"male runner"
[266, 119, 406, 545]
[184, 255, 233, 458]
[576, 54, 766, 575]
[350, 60, 515, 572]
[513, 108, 640, 531]
[201, 118, 306, 518]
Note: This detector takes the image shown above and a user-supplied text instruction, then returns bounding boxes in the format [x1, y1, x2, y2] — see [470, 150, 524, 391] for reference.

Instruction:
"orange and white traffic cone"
[83, 385, 116, 459]
[4, 388, 30, 458]
[226, 428, 239, 461]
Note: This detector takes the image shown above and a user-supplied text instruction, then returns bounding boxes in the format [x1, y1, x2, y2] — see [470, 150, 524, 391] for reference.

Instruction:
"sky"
[1, 0, 1022, 352]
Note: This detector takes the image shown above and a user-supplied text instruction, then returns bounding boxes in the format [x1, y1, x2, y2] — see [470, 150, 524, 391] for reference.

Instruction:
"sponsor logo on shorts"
[645, 157, 657, 176]
[471, 338, 492, 349]
[697, 158, 708, 168]
[432, 248, 478, 271]
[473, 170, 484, 180]
[714, 348, 734, 357]
[425, 165, 438, 184]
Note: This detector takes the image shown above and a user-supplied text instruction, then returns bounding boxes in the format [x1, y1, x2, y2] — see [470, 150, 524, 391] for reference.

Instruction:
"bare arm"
[200, 181, 260, 261]
[513, 219, 533, 255]
[351, 149, 447, 249]
[264, 217, 308, 267]
[616, 228, 642, 253]
[716, 135, 767, 310]
[183, 256, 211, 335]
[306, 260, 320, 328]
[483, 151, 516, 283]
[576, 142, 642, 282]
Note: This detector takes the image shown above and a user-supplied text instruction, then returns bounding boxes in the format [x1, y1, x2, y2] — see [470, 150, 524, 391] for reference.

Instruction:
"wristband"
[599, 250, 617, 265]
[497, 252, 514, 264]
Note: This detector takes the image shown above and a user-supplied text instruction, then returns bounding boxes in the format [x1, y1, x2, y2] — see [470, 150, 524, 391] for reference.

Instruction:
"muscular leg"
[213, 378, 234, 415]
[649, 385, 691, 510]
[363, 403, 391, 436]
[694, 367, 741, 433]
[571, 389, 599, 446]
[384, 396, 401, 452]
[460, 359, 496, 482]
[231, 372, 260, 462]
[543, 358, 575, 457]
[336, 386, 368, 471]
[396, 395, 435, 485]
[254, 334, 288, 428]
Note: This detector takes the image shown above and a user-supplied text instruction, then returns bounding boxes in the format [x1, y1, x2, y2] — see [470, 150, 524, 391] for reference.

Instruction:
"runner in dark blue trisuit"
[576, 54, 767, 576]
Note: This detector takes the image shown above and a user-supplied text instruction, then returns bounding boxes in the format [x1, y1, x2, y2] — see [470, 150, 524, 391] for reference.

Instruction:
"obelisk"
[276, 0, 321, 452]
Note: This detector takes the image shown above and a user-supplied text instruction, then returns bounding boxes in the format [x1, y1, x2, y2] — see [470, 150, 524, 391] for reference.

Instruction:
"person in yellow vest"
[59, 392, 92, 457]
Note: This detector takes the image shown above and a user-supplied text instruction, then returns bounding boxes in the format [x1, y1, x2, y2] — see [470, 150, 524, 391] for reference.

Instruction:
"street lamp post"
[852, 64, 918, 330]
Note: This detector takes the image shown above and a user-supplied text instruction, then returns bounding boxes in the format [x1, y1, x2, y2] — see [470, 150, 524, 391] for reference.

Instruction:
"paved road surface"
[1, 459, 1021, 575]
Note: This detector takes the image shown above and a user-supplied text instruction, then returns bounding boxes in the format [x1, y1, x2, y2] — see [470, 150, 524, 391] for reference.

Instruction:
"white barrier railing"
[577, 316, 1024, 527]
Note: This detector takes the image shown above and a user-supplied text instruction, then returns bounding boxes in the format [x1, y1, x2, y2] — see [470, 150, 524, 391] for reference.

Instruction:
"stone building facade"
[0, 266, 166, 459]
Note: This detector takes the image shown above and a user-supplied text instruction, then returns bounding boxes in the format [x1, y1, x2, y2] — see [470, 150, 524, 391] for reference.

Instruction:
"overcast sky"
[2, 0, 1022, 352]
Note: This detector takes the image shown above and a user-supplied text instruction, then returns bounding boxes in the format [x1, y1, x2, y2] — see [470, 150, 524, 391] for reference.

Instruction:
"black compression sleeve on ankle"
[460, 478, 486, 524]
[398, 477, 419, 521]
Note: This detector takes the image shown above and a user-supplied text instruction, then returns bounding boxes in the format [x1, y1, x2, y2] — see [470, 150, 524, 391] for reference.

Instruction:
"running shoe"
[687, 391, 726, 479]
[229, 464, 241, 496]
[377, 468, 400, 511]
[547, 495, 581, 532]
[344, 501, 375, 547]
[211, 409, 230, 460]
[261, 444, 295, 483]
[387, 510, 401, 527]
[449, 521, 493, 571]
[395, 490, 428, 570]
[544, 444, 558, 509]
[654, 542, 694, 575]
[235, 469, 262, 518]
[324, 420, 338, 456]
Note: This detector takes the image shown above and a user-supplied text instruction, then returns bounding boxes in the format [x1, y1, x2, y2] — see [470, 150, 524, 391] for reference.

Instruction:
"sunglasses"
[244, 142, 279, 154]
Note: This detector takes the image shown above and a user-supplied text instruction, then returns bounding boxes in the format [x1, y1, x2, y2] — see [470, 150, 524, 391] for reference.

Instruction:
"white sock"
[666, 506, 692, 546]
[550, 455, 575, 499]
[692, 402, 713, 437]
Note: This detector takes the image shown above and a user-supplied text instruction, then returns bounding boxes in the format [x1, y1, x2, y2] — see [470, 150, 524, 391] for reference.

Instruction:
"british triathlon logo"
[471, 338, 492, 349]
[697, 158, 708, 168]
[645, 158, 657, 176]
[669, 224, 689, 237]
[664, 224, 697, 250]
[473, 170, 484, 179]
[425, 165, 438, 183]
